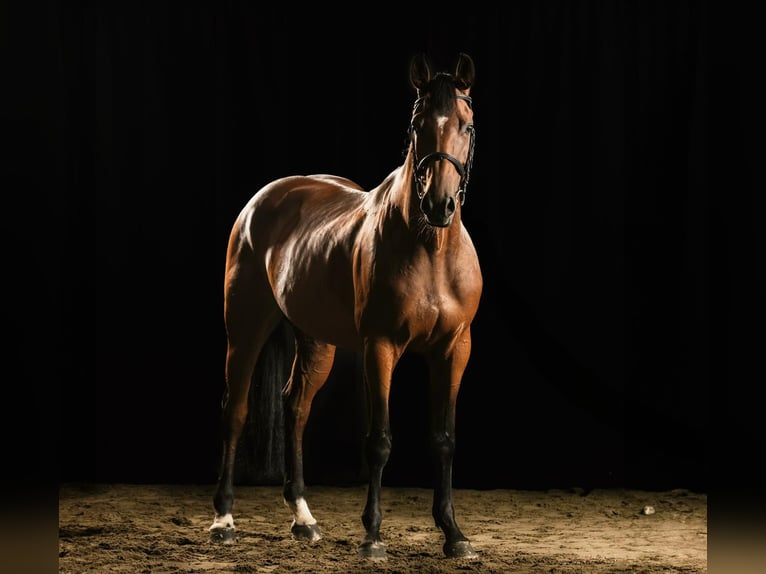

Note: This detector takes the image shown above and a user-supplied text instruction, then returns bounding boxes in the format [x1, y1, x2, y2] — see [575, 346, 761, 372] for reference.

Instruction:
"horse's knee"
[365, 429, 392, 468]
[431, 431, 455, 461]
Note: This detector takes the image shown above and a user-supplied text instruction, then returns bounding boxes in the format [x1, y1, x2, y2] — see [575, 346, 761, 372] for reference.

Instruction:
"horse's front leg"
[358, 339, 398, 560]
[282, 335, 336, 542]
[428, 330, 478, 559]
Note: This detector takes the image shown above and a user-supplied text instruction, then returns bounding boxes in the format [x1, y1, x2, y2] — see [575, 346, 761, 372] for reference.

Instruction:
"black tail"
[233, 318, 294, 485]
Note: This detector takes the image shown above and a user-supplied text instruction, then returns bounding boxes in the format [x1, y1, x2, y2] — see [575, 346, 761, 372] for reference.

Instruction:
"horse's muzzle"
[415, 152, 464, 227]
[420, 192, 457, 227]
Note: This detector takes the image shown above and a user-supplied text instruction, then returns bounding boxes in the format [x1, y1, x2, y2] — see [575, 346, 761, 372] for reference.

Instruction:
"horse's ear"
[409, 53, 431, 93]
[454, 53, 475, 91]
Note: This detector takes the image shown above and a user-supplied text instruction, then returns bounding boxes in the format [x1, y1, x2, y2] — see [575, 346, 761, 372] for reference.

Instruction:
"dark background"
[8, 2, 763, 497]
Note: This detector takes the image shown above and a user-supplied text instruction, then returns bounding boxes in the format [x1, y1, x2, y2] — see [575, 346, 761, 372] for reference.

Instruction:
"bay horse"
[209, 52, 482, 560]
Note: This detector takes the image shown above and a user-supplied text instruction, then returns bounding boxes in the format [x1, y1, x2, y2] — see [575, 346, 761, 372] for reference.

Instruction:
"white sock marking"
[209, 513, 234, 530]
[285, 497, 317, 526]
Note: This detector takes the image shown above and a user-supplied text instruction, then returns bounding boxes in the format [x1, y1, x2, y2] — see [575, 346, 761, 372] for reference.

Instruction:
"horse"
[209, 52, 483, 560]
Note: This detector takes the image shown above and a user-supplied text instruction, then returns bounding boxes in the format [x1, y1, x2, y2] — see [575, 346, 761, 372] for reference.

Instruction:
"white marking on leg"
[284, 497, 317, 526]
[209, 513, 234, 530]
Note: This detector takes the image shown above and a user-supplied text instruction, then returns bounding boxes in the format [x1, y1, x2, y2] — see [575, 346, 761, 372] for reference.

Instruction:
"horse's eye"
[465, 124, 474, 134]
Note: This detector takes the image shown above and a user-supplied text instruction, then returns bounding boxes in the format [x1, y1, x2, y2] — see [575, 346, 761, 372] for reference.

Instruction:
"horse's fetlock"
[283, 481, 304, 505]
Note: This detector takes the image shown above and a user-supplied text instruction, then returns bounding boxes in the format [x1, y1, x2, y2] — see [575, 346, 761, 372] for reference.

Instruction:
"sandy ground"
[58, 483, 706, 573]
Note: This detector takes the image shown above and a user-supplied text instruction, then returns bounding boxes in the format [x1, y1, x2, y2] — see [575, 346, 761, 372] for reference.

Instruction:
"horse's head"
[408, 53, 476, 228]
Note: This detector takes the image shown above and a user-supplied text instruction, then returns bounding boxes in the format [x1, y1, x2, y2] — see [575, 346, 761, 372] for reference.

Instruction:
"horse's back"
[229, 174, 366, 253]
[244, 174, 365, 216]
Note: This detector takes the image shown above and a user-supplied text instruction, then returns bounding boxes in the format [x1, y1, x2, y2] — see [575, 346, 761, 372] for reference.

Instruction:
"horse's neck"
[391, 155, 418, 225]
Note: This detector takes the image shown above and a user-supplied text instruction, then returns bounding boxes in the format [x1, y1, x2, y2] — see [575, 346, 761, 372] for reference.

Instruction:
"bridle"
[409, 93, 476, 206]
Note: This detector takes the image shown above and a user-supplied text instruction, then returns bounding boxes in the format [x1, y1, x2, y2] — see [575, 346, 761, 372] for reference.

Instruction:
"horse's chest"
[380, 270, 469, 336]
[355, 237, 481, 343]
[407, 293, 459, 333]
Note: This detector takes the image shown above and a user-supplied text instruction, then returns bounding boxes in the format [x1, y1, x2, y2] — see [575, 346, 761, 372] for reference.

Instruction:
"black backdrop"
[12, 1, 764, 496]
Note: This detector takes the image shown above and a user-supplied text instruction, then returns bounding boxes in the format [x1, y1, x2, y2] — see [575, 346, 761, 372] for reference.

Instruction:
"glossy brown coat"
[211, 53, 482, 560]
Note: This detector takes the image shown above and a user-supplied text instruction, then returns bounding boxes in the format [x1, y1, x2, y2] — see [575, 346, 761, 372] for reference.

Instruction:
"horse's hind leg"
[282, 332, 336, 542]
[210, 263, 282, 544]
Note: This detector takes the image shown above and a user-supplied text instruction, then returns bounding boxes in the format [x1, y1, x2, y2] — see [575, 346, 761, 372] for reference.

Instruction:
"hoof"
[444, 539, 478, 559]
[209, 527, 236, 544]
[291, 521, 322, 542]
[358, 540, 387, 560]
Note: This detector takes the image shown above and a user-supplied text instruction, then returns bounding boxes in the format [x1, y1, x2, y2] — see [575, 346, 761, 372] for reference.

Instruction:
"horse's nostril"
[446, 196, 456, 215]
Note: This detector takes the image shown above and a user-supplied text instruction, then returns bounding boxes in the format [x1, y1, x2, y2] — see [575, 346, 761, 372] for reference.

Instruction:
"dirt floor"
[58, 483, 707, 573]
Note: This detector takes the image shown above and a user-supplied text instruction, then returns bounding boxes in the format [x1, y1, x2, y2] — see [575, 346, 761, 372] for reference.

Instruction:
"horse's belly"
[268, 244, 362, 351]
[280, 288, 362, 351]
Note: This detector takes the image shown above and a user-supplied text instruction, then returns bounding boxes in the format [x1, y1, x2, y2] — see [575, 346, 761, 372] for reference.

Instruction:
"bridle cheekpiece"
[409, 93, 475, 206]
